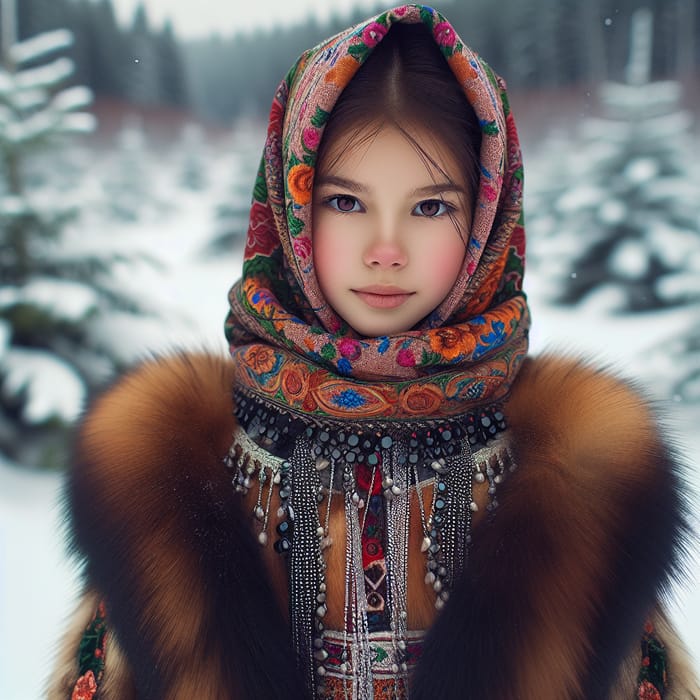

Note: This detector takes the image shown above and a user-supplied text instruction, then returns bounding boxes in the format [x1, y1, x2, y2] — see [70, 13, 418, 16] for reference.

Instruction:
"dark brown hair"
[318, 22, 482, 226]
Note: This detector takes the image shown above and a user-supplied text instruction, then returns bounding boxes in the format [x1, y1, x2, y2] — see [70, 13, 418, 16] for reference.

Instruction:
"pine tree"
[528, 8, 700, 313]
[0, 6, 137, 468]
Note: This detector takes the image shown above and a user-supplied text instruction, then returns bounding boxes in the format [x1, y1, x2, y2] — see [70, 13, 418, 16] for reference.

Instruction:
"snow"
[51, 86, 93, 114]
[14, 58, 74, 92]
[0, 278, 99, 323]
[10, 30, 74, 66]
[1, 348, 85, 424]
[0, 120, 699, 699]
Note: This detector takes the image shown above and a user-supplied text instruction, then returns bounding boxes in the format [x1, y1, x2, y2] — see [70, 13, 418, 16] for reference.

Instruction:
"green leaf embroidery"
[287, 210, 304, 236]
[348, 43, 369, 61]
[310, 105, 331, 128]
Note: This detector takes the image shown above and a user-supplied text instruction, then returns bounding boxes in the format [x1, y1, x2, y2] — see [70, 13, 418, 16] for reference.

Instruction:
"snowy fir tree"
[527, 8, 700, 314]
[0, 7, 139, 468]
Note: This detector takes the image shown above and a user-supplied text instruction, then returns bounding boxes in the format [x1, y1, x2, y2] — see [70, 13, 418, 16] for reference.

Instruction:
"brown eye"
[413, 199, 449, 217]
[328, 195, 361, 213]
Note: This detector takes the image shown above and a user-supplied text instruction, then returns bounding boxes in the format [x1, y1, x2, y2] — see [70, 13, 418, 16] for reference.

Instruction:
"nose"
[363, 224, 407, 269]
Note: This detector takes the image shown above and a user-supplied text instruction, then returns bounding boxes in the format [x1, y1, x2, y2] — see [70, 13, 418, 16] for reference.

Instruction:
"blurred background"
[0, 0, 699, 697]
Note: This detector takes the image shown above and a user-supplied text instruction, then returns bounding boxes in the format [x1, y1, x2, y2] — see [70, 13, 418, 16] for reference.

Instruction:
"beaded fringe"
[225, 397, 515, 699]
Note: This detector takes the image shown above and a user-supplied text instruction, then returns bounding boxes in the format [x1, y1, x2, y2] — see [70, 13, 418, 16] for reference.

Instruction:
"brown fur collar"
[65, 353, 690, 699]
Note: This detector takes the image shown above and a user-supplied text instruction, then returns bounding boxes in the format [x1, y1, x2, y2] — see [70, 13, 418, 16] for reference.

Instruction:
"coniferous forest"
[7, 0, 700, 124]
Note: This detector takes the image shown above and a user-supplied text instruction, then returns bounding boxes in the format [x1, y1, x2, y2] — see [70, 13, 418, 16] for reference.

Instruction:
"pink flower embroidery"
[303, 127, 320, 151]
[637, 680, 662, 700]
[481, 183, 498, 202]
[434, 22, 457, 47]
[466, 260, 477, 275]
[396, 348, 416, 367]
[362, 22, 387, 48]
[338, 338, 362, 360]
[293, 236, 312, 259]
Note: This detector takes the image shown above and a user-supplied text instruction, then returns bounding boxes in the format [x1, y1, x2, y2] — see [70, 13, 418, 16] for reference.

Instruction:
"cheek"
[423, 234, 466, 291]
[312, 215, 345, 287]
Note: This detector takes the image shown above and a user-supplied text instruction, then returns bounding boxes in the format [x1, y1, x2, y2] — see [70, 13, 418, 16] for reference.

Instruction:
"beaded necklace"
[226, 388, 514, 698]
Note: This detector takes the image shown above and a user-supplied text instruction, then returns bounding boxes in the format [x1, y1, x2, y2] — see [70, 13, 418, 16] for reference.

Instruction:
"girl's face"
[312, 124, 471, 337]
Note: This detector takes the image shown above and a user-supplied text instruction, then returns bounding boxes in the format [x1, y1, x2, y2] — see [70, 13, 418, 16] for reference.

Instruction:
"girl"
[50, 5, 698, 699]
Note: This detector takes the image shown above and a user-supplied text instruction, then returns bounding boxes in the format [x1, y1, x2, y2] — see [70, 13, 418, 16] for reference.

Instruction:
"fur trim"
[67, 353, 306, 699]
[411, 355, 690, 699]
[62, 352, 693, 698]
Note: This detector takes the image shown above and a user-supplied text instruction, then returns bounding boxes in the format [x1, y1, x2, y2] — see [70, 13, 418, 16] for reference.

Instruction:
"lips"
[353, 286, 414, 309]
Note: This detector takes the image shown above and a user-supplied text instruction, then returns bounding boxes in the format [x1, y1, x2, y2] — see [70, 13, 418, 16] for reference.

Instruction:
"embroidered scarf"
[225, 3, 530, 422]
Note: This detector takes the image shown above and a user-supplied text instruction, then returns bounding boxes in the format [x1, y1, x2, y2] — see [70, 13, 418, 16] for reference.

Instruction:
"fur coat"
[48, 352, 698, 699]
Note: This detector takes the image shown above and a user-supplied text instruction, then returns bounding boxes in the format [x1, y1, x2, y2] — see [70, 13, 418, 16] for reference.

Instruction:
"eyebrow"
[314, 175, 368, 193]
[314, 175, 468, 198]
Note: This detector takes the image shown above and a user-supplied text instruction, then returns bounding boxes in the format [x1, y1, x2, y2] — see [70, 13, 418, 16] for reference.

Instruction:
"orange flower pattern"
[244, 345, 277, 374]
[71, 671, 97, 700]
[287, 163, 314, 206]
[325, 55, 361, 86]
[429, 327, 476, 361]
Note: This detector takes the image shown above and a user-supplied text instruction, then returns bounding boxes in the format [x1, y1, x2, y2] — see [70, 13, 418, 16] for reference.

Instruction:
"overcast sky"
[111, 0, 388, 38]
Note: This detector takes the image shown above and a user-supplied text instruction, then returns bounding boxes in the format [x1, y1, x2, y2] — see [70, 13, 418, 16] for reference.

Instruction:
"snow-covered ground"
[1, 123, 699, 699]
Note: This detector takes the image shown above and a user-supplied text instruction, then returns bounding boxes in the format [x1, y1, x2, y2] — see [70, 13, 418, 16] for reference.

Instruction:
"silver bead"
[254, 506, 265, 520]
[470, 501, 479, 512]
[420, 536, 431, 552]
[425, 571, 436, 585]
[316, 457, 330, 471]
[257, 531, 268, 546]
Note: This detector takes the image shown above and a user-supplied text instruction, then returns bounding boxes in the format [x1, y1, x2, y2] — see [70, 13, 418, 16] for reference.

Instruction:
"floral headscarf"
[225, 3, 529, 421]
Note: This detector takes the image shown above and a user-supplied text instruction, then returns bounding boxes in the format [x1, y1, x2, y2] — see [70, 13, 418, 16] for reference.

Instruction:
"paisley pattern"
[225, 3, 530, 421]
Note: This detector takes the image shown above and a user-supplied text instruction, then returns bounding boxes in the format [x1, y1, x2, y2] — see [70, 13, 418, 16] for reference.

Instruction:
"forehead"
[317, 122, 464, 184]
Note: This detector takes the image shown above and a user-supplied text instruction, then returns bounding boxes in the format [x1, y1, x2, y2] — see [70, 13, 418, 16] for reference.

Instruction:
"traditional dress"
[49, 4, 698, 699]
